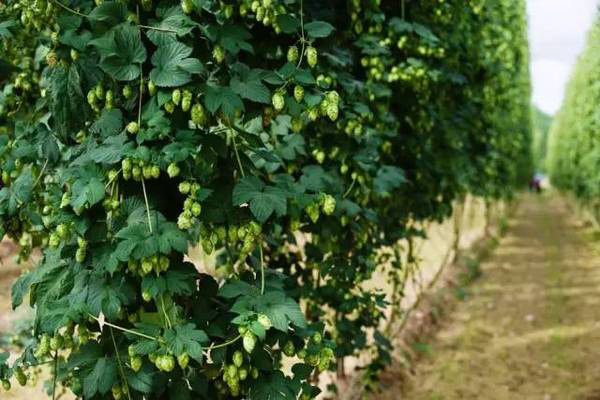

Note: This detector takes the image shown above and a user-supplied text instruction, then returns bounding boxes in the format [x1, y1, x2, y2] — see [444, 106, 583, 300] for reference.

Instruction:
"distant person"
[529, 172, 543, 193]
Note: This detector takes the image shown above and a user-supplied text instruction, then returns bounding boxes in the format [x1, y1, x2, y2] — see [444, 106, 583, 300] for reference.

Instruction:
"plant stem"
[141, 177, 153, 233]
[259, 244, 265, 295]
[110, 328, 132, 400]
[88, 313, 158, 341]
[52, 351, 58, 400]
[231, 133, 246, 178]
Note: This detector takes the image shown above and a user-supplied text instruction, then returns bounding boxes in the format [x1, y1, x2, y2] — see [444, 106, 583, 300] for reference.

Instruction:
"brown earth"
[375, 193, 600, 400]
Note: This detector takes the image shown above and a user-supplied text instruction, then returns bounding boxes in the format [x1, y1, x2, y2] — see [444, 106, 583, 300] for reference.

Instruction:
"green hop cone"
[227, 364, 238, 379]
[272, 92, 285, 111]
[322, 195, 336, 215]
[165, 101, 175, 114]
[243, 331, 256, 353]
[177, 352, 190, 369]
[130, 356, 142, 372]
[326, 102, 339, 121]
[181, 0, 193, 14]
[172, 89, 181, 106]
[191, 103, 207, 126]
[181, 96, 191, 112]
[294, 85, 304, 103]
[191, 202, 202, 217]
[287, 46, 299, 63]
[283, 340, 295, 357]
[257, 314, 272, 330]
[126, 122, 139, 134]
[148, 80, 157, 96]
[161, 355, 176, 372]
[179, 181, 191, 194]
[2, 379, 10, 391]
[15, 367, 27, 386]
[122, 85, 132, 99]
[112, 384, 122, 400]
[141, 290, 152, 302]
[312, 332, 322, 344]
[232, 350, 244, 368]
[306, 46, 318, 68]
[212, 45, 225, 64]
[167, 163, 180, 178]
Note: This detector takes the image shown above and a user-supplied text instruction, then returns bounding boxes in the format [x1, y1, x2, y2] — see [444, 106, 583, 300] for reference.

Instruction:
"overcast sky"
[528, 0, 599, 115]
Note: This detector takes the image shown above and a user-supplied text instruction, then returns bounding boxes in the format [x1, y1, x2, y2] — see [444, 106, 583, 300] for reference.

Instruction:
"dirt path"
[376, 194, 600, 400]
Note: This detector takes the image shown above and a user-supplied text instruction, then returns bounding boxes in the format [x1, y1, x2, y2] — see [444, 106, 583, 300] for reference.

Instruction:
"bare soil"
[375, 193, 600, 400]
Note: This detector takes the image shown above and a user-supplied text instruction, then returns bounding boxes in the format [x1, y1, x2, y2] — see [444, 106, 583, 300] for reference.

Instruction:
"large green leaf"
[92, 24, 147, 81]
[232, 177, 287, 222]
[149, 40, 203, 87]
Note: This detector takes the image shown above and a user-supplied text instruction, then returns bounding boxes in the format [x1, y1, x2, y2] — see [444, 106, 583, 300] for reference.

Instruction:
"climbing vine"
[548, 13, 600, 204]
[0, 0, 530, 398]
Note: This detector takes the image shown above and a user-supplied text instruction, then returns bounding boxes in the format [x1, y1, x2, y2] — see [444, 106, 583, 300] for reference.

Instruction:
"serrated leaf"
[276, 14, 300, 34]
[149, 40, 203, 87]
[249, 371, 299, 400]
[88, 2, 128, 25]
[232, 176, 287, 222]
[83, 357, 118, 398]
[304, 21, 335, 38]
[164, 323, 209, 361]
[69, 164, 106, 212]
[93, 24, 147, 81]
[0, 20, 16, 38]
[230, 70, 271, 104]
[90, 108, 124, 137]
[203, 84, 244, 118]
[374, 166, 406, 195]
[0, 167, 34, 215]
[47, 64, 85, 137]
[256, 291, 306, 331]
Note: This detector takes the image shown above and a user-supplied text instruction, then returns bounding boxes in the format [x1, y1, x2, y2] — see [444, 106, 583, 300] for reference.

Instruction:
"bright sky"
[528, 0, 599, 115]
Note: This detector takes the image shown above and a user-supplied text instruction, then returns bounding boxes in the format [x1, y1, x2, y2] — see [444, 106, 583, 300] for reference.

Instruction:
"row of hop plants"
[548, 11, 600, 202]
[0, 0, 531, 398]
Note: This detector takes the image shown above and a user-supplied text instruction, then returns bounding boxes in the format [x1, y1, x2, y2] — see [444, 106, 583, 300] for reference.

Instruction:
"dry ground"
[376, 193, 600, 400]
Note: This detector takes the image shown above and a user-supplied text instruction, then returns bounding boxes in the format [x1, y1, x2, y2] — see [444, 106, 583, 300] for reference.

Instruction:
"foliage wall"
[0, 0, 531, 398]
[548, 12, 600, 200]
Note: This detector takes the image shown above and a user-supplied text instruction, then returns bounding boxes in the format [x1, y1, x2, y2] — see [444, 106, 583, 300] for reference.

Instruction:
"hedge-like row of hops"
[548, 13, 600, 201]
[0, 0, 530, 398]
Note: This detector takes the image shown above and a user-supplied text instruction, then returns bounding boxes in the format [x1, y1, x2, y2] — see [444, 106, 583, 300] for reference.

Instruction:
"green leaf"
[150, 40, 203, 87]
[374, 166, 406, 195]
[164, 323, 209, 361]
[216, 24, 253, 54]
[249, 371, 299, 400]
[86, 274, 134, 319]
[83, 357, 118, 398]
[275, 14, 300, 34]
[47, 64, 85, 137]
[203, 84, 244, 118]
[256, 291, 306, 331]
[0, 167, 34, 215]
[277, 134, 306, 161]
[69, 164, 106, 212]
[0, 20, 16, 38]
[88, 134, 133, 165]
[93, 24, 147, 81]
[88, 2, 128, 25]
[150, 6, 196, 36]
[90, 108, 124, 137]
[230, 69, 271, 104]
[127, 364, 162, 393]
[304, 21, 335, 38]
[232, 177, 287, 222]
